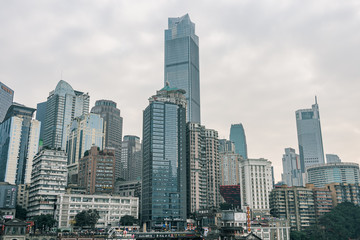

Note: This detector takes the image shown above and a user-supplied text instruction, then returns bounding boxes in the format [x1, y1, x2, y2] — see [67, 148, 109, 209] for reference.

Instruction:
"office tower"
[326, 183, 360, 207]
[187, 123, 220, 213]
[36, 101, 47, 143]
[91, 100, 123, 179]
[296, 97, 325, 171]
[230, 124, 248, 159]
[281, 148, 303, 187]
[142, 84, 187, 230]
[0, 182, 17, 220]
[43, 80, 89, 150]
[239, 158, 273, 216]
[27, 149, 67, 218]
[326, 154, 341, 163]
[0, 82, 14, 123]
[270, 186, 316, 231]
[306, 162, 360, 188]
[78, 146, 115, 194]
[165, 14, 200, 123]
[0, 103, 40, 185]
[66, 113, 104, 183]
[121, 135, 142, 181]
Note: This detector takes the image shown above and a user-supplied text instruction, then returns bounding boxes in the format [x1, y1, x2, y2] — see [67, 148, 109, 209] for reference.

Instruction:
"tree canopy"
[33, 214, 56, 232]
[74, 209, 100, 229]
[15, 205, 27, 220]
[119, 215, 138, 226]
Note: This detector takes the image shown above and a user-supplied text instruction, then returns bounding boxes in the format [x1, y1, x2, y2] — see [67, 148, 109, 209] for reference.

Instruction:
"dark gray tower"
[91, 100, 123, 180]
[165, 14, 200, 123]
[0, 82, 14, 123]
[121, 135, 142, 181]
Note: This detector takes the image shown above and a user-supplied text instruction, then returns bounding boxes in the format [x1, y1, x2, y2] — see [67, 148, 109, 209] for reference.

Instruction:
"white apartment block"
[27, 149, 67, 217]
[239, 158, 273, 216]
[56, 194, 139, 229]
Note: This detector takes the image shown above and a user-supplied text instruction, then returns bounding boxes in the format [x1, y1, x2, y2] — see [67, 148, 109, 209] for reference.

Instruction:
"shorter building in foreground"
[0, 182, 17, 220]
[327, 183, 360, 207]
[306, 162, 360, 188]
[16, 184, 30, 210]
[251, 218, 290, 240]
[56, 194, 139, 229]
[114, 180, 141, 198]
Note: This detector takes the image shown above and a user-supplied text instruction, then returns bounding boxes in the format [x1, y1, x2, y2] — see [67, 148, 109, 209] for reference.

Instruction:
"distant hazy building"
[219, 139, 235, 153]
[0, 182, 17, 220]
[121, 135, 142, 181]
[0, 82, 14, 123]
[0, 103, 40, 185]
[326, 154, 341, 163]
[296, 98, 325, 171]
[35, 101, 47, 143]
[91, 100, 123, 179]
[239, 158, 273, 216]
[27, 149, 67, 218]
[78, 146, 115, 194]
[230, 124, 248, 159]
[281, 148, 303, 187]
[307, 162, 360, 188]
[43, 80, 89, 150]
[165, 14, 200, 123]
[66, 113, 104, 183]
[142, 84, 187, 230]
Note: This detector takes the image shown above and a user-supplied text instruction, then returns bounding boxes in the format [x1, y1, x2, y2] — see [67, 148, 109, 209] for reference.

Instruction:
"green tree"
[33, 214, 56, 233]
[15, 205, 27, 220]
[119, 215, 138, 226]
[74, 209, 100, 229]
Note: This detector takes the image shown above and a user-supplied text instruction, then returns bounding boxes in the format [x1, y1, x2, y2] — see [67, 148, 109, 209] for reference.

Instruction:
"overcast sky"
[1, 0, 360, 182]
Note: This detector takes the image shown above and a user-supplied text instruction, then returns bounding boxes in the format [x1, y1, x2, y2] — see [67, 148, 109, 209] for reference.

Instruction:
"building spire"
[315, 95, 318, 104]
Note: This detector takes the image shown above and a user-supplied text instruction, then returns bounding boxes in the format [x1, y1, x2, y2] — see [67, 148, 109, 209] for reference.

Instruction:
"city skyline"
[1, 1, 360, 182]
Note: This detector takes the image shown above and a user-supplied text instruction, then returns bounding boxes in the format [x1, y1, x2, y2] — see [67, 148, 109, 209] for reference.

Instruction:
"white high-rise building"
[281, 148, 303, 186]
[239, 158, 273, 216]
[27, 149, 67, 218]
[0, 103, 40, 185]
[43, 80, 89, 150]
[295, 97, 325, 172]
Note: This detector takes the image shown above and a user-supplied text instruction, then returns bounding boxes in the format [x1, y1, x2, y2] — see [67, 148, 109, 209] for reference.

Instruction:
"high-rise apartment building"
[281, 148, 303, 187]
[0, 103, 40, 185]
[27, 149, 67, 218]
[78, 146, 115, 194]
[121, 135, 142, 181]
[35, 101, 47, 142]
[17, 184, 30, 210]
[219, 139, 240, 186]
[0, 82, 14, 123]
[239, 158, 273, 216]
[326, 154, 341, 163]
[296, 98, 325, 171]
[142, 84, 187, 230]
[164, 14, 200, 123]
[307, 162, 360, 188]
[66, 113, 104, 183]
[326, 183, 360, 207]
[43, 80, 89, 150]
[91, 100, 123, 179]
[230, 124, 248, 159]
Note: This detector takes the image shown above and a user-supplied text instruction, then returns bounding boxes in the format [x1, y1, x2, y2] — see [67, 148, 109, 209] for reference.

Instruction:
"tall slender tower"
[121, 135, 142, 181]
[230, 123, 248, 159]
[91, 100, 123, 179]
[43, 80, 89, 150]
[296, 97, 325, 171]
[165, 14, 200, 123]
[142, 84, 187, 230]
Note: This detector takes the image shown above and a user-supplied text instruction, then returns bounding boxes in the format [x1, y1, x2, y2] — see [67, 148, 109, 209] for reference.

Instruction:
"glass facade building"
[230, 123, 248, 159]
[35, 101, 47, 142]
[164, 14, 200, 123]
[281, 148, 303, 187]
[91, 100, 123, 179]
[296, 97, 325, 171]
[142, 84, 187, 230]
[0, 82, 14, 123]
[121, 135, 142, 181]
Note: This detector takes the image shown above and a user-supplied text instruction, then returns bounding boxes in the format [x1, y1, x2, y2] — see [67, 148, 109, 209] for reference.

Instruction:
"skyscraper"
[36, 101, 47, 142]
[43, 80, 89, 150]
[326, 154, 341, 163]
[91, 100, 123, 179]
[142, 84, 187, 230]
[281, 148, 303, 186]
[296, 97, 325, 171]
[121, 135, 142, 181]
[230, 123, 248, 159]
[0, 82, 14, 123]
[0, 103, 40, 184]
[164, 14, 200, 123]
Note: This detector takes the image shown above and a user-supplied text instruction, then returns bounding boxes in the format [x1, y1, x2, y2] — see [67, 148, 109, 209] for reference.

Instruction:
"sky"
[1, 0, 360, 182]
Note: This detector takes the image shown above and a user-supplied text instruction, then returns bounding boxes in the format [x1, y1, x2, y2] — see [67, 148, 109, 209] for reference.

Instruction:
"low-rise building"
[0, 182, 17, 220]
[56, 193, 139, 229]
[251, 218, 290, 240]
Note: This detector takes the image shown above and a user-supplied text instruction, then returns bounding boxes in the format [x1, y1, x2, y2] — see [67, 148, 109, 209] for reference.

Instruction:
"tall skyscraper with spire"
[296, 97, 325, 172]
[164, 14, 200, 123]
[230, 123, 248, 159]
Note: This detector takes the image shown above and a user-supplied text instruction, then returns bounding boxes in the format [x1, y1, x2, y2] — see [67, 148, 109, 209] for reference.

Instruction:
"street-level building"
[56, 194, 139, 229]
[0, 182, 17, 220]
